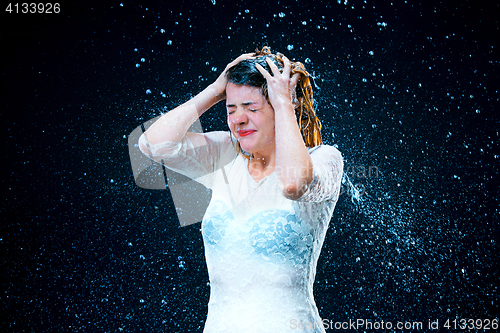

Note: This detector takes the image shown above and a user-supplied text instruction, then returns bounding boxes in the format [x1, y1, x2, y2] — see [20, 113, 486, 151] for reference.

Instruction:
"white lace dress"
[139, 131, 343, 333]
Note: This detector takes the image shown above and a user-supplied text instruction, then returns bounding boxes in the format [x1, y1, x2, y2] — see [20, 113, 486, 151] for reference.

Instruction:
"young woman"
[139, 46, 343, 332]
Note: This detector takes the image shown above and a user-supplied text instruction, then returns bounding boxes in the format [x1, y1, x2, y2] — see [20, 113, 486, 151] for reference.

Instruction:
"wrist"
[208, 82, 226, 102]
[272, 99, 295, 114]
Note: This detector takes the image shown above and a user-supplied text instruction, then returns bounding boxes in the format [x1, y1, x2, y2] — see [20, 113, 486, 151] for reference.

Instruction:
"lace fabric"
[139, 131, 343, 332]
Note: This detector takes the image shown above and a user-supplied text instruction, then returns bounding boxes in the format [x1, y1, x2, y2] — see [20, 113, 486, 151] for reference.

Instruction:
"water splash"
[342, 174, 362, 203]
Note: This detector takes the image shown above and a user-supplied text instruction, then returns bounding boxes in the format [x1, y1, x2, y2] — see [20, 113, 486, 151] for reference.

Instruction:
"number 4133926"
[6, 3, 61, 14]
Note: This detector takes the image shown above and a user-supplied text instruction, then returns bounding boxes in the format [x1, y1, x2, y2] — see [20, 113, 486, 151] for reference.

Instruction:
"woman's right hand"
[211, 53, 256, 100]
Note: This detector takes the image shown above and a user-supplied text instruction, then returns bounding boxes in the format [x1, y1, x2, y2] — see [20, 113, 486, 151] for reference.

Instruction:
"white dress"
[139, 131, 343, 333]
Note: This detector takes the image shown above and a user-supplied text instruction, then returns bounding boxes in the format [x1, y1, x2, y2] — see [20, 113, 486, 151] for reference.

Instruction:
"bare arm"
[139, 84, 221, 155]
[256, 57, 313, 200]
[140, 53, 255, 155]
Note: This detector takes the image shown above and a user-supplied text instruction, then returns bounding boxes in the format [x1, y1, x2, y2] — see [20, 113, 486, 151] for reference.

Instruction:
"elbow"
[281, 180, 310, 200]
[280, 164, 314, 200]
[138, 133, 152, 156]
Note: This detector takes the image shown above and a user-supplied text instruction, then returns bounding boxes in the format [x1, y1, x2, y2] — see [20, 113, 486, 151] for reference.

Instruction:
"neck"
[249, 147, 276, 171]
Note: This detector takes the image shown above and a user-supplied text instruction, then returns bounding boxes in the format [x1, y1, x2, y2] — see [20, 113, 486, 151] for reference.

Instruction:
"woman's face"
[226, 82, 275, 156]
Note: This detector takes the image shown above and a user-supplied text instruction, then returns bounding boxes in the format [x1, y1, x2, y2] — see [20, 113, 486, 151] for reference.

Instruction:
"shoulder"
[203, 131, 237, 165]
[203, 130, 231, 144]
[197, 131, 233, 152]
[309, 145, 344, 183]
[296, 145, 343, 202]
[309, 144, 343, 164]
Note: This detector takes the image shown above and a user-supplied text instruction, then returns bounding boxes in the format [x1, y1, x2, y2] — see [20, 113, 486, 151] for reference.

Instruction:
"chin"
[239, 143, 255, 154]
[239, 139, 260, 153]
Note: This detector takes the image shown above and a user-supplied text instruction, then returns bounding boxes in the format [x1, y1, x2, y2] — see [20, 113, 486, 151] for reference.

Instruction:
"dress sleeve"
[297, 145, 344, 203]
[138, 131, 235, 189]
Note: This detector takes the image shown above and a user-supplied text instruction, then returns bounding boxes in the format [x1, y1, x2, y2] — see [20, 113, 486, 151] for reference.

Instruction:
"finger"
[226, 53, 256, 69]
[238, 53, 256, 60]
[282, 56, 292, 77]
[265, 57, 280, 76]
[230, 54, 252, 66]
[290, 72, 300, 88]
[255, 63, 272, 80]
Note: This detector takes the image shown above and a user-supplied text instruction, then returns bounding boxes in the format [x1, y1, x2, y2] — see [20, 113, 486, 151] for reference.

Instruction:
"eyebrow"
[226, 101, 257, 107]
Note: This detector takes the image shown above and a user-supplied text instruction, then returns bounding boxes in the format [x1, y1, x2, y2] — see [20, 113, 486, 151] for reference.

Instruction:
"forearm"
[274, 103, 313, 199]
[142, 84, 222, 146]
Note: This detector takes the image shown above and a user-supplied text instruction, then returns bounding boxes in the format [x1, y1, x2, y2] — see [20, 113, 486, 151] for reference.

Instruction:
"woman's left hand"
[256, 56, 312, 199]
[255, 56, 300, 111]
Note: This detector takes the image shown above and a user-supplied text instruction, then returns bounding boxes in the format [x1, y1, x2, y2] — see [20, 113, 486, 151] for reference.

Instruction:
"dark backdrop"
[1, 0, 498, 332]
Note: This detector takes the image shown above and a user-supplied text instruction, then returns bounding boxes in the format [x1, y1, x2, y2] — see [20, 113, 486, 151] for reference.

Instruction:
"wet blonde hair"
[226, 46, 322, 158]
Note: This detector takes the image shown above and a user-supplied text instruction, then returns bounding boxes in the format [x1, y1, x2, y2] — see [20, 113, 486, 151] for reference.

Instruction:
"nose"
[231, 108, 248, 125]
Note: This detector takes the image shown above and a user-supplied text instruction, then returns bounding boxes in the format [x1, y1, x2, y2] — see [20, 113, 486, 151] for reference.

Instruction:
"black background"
[1, 0, 499, 332]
